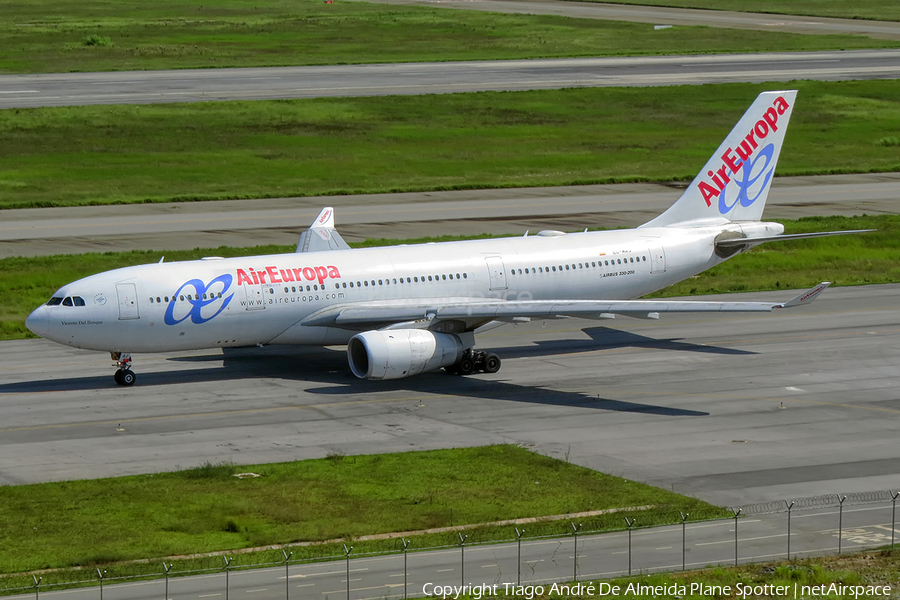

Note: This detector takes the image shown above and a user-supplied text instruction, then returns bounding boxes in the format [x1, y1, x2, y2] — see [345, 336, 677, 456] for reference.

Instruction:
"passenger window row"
[331, 272, 469, 290]
[283, 284, 323, 293]
[149, 292, 224, 304]
[138, 256, 644, 306]
[510, 256, 647, 275]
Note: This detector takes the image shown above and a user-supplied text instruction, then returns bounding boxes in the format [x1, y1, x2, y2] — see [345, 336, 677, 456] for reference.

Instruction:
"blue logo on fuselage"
[718, 143, 775, 215]
[164, 274, 234, 325]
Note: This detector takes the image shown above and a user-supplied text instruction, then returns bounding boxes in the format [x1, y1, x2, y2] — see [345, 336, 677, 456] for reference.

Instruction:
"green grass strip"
[583, 0, 900, 22]
[2, 81, 900, 209]
[0, 445, 724, 575]
[0, 0, 895, 74]
[2, 214, 897, 341]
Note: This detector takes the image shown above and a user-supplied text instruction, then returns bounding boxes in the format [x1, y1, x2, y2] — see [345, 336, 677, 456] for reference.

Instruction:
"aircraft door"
[649, 246, 667, 274]
[485, 256, 508, 290]
[243, 283, 267, 310]
[116, 283, 140, 320]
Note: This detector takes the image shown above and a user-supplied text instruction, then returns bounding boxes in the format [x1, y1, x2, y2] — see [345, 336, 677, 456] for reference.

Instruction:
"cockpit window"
[47, 297, 63, 306]
[62, 297, 73, 306]
[73, 296, 86, 307]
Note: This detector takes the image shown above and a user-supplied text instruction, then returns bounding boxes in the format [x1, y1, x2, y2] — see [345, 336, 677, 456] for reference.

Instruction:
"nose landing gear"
[111, 352, 136, 386]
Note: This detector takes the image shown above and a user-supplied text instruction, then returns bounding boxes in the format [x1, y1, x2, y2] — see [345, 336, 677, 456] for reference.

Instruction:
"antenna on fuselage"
[158, 256, 165, 263]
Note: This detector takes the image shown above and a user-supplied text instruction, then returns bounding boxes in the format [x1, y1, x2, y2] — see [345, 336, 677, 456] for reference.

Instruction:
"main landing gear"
[445, 349, 502, 376]
[111, 352, 136, 386]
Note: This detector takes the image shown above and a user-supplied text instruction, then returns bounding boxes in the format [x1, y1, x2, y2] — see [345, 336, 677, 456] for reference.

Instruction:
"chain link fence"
[1, 489, 897, 599]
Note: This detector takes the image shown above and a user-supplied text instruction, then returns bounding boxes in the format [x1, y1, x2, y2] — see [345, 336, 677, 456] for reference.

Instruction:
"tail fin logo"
[698, 95, 791, 213]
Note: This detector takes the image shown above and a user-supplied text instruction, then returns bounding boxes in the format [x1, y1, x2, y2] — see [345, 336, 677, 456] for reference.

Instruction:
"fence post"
[97, 569, 106, 600]
[624, 517, 636, 576]
[32, 575, 41, 600]
[680, 512, 689, 571]
[838, 495, 847, 554]
[282, 550, 293, 600]
[458, 534, 468, 587]
[164, 562, 172, 600]
[891, 491, 899, 549]
[401, 539, 410, 600]
[343, 544, 353, 600]
[223, 556, 232, 600]
[571, 522, 582, 582]
[731, 508, 741, 566]
[515, 528, 525, 585]
[787, 501, 794, 559]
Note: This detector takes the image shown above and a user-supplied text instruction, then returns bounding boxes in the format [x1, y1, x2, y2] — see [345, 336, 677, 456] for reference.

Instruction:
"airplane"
[26, 90, 870, 386]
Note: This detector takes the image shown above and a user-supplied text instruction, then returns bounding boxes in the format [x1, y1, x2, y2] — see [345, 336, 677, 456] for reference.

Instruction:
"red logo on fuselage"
[236, 265, 341, 286]
[699, 95, 791, 206]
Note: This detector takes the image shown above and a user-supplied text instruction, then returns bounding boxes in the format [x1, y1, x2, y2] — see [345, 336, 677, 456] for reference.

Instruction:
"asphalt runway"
[2, 172, 899, 258]
[1, 283, 897, 506]
[2, 50, 900, 109]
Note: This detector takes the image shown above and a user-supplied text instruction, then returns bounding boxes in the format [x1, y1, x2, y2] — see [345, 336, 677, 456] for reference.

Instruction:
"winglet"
[775, 282, 831, 309]
[311, 207, 335, 229]
[296, 207, 351, 253]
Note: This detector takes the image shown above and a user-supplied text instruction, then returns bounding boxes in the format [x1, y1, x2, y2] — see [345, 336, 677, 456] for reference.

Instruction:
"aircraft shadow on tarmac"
[1, 328, 716, 416]
[498, 326, 755, 359]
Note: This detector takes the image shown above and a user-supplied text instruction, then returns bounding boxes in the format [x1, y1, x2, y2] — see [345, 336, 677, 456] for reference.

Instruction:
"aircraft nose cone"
[25, 306, 49, 338]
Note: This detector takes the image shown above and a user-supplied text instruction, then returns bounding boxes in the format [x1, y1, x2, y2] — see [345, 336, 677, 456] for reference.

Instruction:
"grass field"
[1, 0, 895, 74]
[2, 80, 900, 210]
[2, 214, 897, 341]
[593, 0, 900, 22]
[0, 445, 723, 573]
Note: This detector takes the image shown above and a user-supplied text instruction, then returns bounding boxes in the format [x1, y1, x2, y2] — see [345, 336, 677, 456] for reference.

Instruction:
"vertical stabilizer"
[641, 90, 797, 228]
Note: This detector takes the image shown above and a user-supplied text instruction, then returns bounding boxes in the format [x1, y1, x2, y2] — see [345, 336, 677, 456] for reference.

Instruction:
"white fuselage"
[26, 222, 774, 354]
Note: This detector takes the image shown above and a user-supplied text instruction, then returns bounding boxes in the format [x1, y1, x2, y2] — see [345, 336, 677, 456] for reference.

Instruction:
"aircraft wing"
[296, 207, 352, 253]
[303, 282, 831, 330]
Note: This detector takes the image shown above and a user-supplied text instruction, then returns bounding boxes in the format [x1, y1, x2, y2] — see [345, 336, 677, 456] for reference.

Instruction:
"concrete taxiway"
[1, 283, 897, 506]
[2, 51, 899, 109]
[2, 172, 898, 258]
[356, 0, 900, 41]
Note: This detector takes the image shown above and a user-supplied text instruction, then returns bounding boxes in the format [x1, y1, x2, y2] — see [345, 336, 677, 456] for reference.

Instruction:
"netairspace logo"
[422, 582, 893, 599]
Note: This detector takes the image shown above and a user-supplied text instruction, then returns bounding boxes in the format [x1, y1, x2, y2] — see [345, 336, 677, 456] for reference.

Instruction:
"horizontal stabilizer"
[716, 229, 874, 249]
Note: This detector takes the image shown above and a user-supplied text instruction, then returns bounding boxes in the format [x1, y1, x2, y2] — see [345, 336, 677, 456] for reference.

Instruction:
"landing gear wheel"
[457, 357, 476, 375]
[483, 353, 501, 373]
[115, 369, 136, 386]
[111, 352, 135, 386]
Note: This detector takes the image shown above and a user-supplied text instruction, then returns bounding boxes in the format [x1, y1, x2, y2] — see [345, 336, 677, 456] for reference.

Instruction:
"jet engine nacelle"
[347, 329, 471, 380]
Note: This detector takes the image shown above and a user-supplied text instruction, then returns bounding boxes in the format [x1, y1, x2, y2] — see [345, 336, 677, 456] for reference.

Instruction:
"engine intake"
[347, 329, 469, 380]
